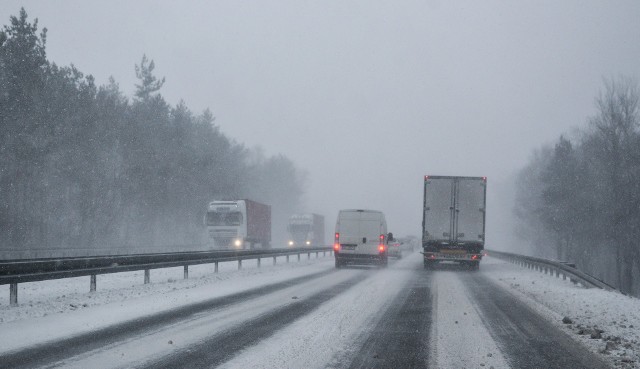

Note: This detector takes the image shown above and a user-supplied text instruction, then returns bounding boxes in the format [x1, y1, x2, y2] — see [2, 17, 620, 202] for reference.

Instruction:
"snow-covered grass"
[483, 257, 640, 368]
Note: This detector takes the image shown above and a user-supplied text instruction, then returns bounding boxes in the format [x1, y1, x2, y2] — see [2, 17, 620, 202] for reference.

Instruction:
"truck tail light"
[334, 233, 340, 251]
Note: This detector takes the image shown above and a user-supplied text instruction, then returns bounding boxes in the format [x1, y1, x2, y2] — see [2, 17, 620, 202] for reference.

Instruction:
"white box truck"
[422, 176, 486, 269]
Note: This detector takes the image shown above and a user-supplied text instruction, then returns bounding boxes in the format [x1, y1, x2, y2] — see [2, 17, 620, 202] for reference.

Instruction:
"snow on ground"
[218, 255, 419, 369]
[430, 270, 510, 369]
[483, 256, 640, 368]
[56, 267, 365, 369]
[0, 253, 334, 354]
[0, 253, 331, 323]
[2, 250, 639, 368]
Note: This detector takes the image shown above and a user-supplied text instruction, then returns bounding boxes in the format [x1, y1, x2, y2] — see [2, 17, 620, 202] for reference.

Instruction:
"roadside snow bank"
[483, 257, 640, 368]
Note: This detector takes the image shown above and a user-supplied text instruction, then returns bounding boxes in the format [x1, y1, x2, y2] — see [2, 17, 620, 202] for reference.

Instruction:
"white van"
[334, 209, 388, 268]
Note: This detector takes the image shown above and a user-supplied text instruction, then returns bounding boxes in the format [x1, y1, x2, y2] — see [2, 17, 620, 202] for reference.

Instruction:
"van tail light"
[378, 234, 385, 252]
[334, 233, 340, 251]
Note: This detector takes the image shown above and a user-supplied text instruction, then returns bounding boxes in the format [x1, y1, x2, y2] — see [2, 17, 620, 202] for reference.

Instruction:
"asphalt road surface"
[0, 253, 610, 369]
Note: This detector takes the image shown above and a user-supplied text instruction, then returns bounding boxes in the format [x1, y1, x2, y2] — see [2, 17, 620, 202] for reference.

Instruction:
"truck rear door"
[423, 177, 455, 243]
[454, 178, 486, 245]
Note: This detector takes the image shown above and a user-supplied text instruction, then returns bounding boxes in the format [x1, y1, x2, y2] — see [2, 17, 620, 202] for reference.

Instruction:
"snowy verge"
[0, 255, 334, 354]
[482, 257, 640, 368]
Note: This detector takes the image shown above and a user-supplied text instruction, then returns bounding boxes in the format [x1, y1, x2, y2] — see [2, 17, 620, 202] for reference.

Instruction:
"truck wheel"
[471, 261, 480, 270]
[335, 258, 343, 269]
[424, 260, 435, 270]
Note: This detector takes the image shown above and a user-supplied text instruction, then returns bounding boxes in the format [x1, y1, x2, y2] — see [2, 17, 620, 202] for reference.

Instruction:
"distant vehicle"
[287, 213, 325, 247]
[387, 235, 402, 259]
[422, 176, 487, 269]
[334, 209, 388, 268]
[205, 199, 271, 249]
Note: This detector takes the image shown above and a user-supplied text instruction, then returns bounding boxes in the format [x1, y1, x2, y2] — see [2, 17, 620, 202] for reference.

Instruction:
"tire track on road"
[143, 273, 367, 369]
[0, 269, 334, 369]
[347, 265, 433, 369]
[463, 273, 610, 369]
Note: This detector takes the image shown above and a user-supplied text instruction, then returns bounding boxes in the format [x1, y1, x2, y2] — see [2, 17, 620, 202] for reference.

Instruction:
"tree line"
[514, 76, 640, 296]
[0, 9, 305, 256]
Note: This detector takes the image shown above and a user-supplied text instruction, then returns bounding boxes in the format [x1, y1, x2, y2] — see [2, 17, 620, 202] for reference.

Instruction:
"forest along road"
[0, 255, 611, 369]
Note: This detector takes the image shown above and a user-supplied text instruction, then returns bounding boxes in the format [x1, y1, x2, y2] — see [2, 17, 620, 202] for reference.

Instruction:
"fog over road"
[0, 253, 610, 369]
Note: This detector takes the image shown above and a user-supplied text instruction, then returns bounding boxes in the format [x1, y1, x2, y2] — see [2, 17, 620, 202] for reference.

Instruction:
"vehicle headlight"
[234, 239, 242, 247]
[288, 241, 294, 246]
[305, 241, 311, 245]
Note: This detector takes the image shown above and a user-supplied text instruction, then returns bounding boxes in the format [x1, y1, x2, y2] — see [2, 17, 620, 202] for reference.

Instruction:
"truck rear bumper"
[422, 251, 483, 262]
[336, 252, 387, 265]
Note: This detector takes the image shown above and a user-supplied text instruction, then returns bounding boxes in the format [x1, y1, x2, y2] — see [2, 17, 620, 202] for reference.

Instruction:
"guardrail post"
[297, 253, 301, 262]
[273, 256, 277, 265]
[307, 252, 310, 260]
[215, 261, 219, 273]
[238, 259, 242, 270]
[10, 283, 18, 306]
[144, 269, 150, 284]
[184, 265, 189, 279]
[316, 251, 319, 258]
[286, 255, 290, 263]
[562, 273, 566, 281]
[257, 258, 261, 268]
[90, 275, 97, 292]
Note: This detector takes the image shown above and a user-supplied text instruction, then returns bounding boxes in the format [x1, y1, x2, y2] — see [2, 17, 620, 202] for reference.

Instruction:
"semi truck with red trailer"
[205, 199, 271, 249]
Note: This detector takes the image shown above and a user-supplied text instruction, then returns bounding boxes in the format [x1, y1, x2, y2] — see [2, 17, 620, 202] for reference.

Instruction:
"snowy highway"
[0, 251, 636, 368]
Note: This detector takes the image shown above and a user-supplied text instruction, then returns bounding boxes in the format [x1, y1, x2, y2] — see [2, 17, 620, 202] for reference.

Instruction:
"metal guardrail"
[0, 246, 333, 306]
[487, 249, 617, 291]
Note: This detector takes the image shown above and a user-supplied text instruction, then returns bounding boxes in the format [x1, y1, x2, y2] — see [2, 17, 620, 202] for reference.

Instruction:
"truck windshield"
[206, 211, 243, 226]
[289, 224, 311, 233]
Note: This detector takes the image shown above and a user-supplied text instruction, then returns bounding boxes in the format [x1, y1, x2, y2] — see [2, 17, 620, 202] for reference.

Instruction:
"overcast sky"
[2, 1, 640, 247]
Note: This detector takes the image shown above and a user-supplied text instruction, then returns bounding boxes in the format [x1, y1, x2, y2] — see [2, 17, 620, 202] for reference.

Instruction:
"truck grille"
[209, 229, 237, 238]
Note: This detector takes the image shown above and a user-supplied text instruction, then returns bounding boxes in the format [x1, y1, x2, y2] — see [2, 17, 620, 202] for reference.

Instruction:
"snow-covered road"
[0, 251, 638, 368]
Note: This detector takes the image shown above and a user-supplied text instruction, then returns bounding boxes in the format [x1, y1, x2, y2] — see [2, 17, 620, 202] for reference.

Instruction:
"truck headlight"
[234, 239, 242, 247]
